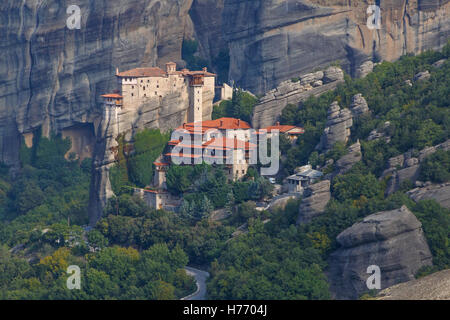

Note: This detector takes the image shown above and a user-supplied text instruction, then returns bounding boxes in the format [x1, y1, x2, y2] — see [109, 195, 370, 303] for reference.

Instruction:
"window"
[132, 86, 134, 89]
[242, 170, 245, 174]
[131, 93, 134, 97]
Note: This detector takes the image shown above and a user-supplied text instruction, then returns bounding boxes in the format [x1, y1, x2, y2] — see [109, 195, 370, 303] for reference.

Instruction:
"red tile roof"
[101, 93, 123, 99]
[203, 138, 256, 151]
[179, 118, 252, 133]
[262, 124, 305, 134]
[153, 162, 169, 166]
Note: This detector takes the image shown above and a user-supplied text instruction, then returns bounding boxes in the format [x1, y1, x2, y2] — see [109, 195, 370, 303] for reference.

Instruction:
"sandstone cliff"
[376, 269, 450, 300]
[383, 139, 450, 195]
[328, 206, 433, 299]
[251, 67, 344, 128]
[407, 182, 450, 209]
[0, 0, 194, 168]
[220, 0, 450, 94]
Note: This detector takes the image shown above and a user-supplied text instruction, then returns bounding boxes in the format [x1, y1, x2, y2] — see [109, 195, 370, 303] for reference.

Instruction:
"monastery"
[100, 62, 305, 211]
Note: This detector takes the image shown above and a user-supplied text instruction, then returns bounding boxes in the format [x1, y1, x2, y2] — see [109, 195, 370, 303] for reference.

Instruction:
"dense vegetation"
[166, 164, 273, 212]
[109, 128, 170, 193]
[0, 45, 449, 300]
[0, 133, 193, 300]
[280, 45, 449, 177]
[0, 133, 91, 247]
[212, 88, 258, 123]
[206, 44, 450, 298]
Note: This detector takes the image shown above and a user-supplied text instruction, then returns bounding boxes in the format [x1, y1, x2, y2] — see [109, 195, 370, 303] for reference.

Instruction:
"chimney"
[276, 121, 280, 126]
[116, 67, 119, 75]
[220, 120, 223, 127]
[203, 67, 207, 72]
[238, 119, 240, 126]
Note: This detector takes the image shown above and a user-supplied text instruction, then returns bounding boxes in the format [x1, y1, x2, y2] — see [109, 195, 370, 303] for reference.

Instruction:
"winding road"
[181, 266, 210, 300]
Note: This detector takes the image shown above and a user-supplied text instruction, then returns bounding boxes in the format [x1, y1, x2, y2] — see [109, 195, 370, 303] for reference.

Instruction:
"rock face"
[0, 0, 194, 168]
[356, 61, 374, 78]
[328, 206, 433, 300]
[414, 70, 431, 81]
[221, 0, 450, 94]
[252, 67, 344, 128]
[297, 180, 331, 224]
[316, 101, 353, 152]
[350, 94, 370, 118]
[88, 86, 216, 224]
[333, 140, 362, 176]
[407, 183, 450, 209]
[383, 139, 450, 195]
[376, 269, 450, 300]
[190, 0, 227, 66]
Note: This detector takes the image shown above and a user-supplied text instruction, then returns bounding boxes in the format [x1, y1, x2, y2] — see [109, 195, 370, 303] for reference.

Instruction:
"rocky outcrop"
[376, 269, 450, 300]
[251, 66, 344, 128]
[297, 180, 331, 224]
[328, 206, 433, 300]
[316, 101, 353, 152]
[356, 61, 374, 78]
[222, 0, 450, 94]
[414, 70, 431, 81]
[350, 94, 370, 118]
[268, 193, 301, 212]
[333, 140, 362, 176]
[367, 121, 392, 143]
[432, 59, 447, 68]
[407, 183, 450, 209]
[0, 0, 195, 168]
[383, 139, 450, 195]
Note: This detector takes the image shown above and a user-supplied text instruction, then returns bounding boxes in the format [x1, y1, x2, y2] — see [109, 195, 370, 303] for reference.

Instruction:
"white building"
[101, 62, 216, 127]
[286, 165, 323, 194]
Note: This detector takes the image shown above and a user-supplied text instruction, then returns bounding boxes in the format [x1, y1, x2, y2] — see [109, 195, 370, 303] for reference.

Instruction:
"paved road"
[181, 267, 210, 300]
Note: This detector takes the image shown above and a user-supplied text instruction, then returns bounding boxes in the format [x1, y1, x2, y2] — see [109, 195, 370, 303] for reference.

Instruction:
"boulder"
[414, 71, 431, 81]
[407, 183, 450, 209]
[323, 67, 344, 83]
[328, 206, 433, 299]
[333, 140, 362, 176]
[356, 61, 374, 78]
[350, 94, 370, 117]
[432, 59, 446, 69]
[316, 101, 353, 152]
[297, 180, 331, 224]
